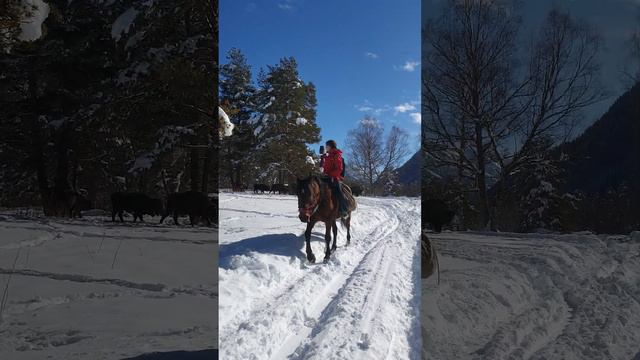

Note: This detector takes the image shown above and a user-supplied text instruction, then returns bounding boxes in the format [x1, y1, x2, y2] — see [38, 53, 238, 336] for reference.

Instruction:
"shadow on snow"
[219, 232, 328, 269]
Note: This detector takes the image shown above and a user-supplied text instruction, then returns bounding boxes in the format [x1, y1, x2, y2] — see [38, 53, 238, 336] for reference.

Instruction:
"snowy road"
[0, 214, 217, 360]
[422, 231, 640, 360]
[219, 193, 422, 360]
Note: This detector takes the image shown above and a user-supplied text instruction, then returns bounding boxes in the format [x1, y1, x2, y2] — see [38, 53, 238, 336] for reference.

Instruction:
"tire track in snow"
[0, 268, 166, 292]
[287, 200, 421, 360]
[270, 205, 402, 360]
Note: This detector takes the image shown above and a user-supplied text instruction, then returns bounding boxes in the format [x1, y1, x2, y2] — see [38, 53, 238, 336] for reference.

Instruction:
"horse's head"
[297, 176, 321, 223]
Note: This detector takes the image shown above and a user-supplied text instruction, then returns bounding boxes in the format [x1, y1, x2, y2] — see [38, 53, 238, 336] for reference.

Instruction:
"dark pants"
[331, 180, 348, 214]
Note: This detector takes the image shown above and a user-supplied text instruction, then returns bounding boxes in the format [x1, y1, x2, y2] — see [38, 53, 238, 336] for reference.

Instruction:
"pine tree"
[253, 57, 320, 180]
[519, 138, 564, 231]
[219, 48, 256, 187]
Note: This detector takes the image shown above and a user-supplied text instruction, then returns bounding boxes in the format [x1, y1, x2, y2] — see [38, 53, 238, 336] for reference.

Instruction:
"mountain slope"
[397, 150, 420, 186]
[559, 83, 640, 195]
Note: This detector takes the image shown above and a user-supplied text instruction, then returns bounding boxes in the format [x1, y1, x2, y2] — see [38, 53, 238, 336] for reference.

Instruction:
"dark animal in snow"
[350, 185, 363, 197]
[253, 184, 269, 194]
[423, 199, 455, 233]
[269, 183, 287, 194]
[160, 191, 212, 226]
[111, 192, 163, 222]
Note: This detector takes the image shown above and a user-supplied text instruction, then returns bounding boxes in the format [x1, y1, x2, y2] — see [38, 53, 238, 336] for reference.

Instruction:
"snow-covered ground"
[422, 230, 640, 360]
[0, 213, 217, 360]
[219, 192, 422, 360]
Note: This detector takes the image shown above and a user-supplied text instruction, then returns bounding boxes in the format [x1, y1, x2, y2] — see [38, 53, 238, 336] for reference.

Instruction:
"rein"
[299, 176, 329, 219]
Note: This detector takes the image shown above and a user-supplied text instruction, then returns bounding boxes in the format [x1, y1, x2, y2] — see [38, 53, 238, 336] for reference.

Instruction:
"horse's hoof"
[323, 257, 330, 263]
[307, 254, 316, 263]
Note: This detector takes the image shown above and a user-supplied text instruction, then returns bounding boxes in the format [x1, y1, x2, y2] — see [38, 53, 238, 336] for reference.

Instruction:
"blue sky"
[220, 0, 421, 160]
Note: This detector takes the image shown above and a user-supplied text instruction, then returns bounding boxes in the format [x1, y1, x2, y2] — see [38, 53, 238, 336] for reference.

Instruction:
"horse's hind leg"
[331, 221, 337, 251]
[323, 221, 332, 263]
[304, 221, 316, 263]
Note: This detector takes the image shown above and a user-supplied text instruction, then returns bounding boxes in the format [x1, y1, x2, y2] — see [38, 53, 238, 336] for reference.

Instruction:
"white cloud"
[277, 0, 298, 11]
[394, 102, 417, 114]
[365, 52, 379, 59]
[410, 112, 421, 124]
[355, 101, 390, 115]
[397, 60, 420, 72]
[360, 118, 380, 127]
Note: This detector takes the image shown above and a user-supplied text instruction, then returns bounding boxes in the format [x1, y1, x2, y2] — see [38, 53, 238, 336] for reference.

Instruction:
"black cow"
[423, 199, 455, 233]
[111, 192, 163, 222]
[269, 183, 287, 194]
[160, 191, 212, 226]
[253, 184, 269, 194]
[350, 185, 363, 197]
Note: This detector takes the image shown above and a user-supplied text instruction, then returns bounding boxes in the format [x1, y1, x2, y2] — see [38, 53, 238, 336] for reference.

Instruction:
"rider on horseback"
[321, 140, 348, 219]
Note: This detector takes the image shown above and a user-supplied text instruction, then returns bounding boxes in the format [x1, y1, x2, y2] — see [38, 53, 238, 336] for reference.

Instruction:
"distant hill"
[397, 151, 420, 186]
[559, 82, 640, 196]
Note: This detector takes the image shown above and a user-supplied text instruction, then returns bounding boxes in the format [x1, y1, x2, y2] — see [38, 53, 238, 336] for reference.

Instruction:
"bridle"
[299, 177, 326, 219]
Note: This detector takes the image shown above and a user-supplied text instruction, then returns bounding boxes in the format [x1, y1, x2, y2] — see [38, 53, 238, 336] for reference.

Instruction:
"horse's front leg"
[305, 221, 316, 263]
[323, 221, 332, 263]
[331, 221, 338, 251]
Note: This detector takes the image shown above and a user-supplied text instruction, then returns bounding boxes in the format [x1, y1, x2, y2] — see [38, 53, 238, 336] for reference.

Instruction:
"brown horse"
[297, 176, 352, 263]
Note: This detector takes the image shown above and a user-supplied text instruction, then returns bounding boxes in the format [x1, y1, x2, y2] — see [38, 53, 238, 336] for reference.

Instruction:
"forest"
[0, 0, 217, 215]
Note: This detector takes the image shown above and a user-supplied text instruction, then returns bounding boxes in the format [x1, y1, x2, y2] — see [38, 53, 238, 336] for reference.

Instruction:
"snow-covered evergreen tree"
[519, 138, 564, 231]
[220, 48, 256, 186]
[252, 57, 320, 178]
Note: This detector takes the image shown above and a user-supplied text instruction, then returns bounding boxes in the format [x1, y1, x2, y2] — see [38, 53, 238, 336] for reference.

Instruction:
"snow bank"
[422, 231, 640, 359]
[18, 0, 50, 42]
[111, 7, 139, 41]
[218, 107, 234, 138]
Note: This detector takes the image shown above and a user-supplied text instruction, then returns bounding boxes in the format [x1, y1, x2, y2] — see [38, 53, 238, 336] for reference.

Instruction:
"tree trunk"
[226, 142, 233, 188]
[190, 146, 201, 192]
[201, 148, 211, 194]
[475, 123, 491, 230]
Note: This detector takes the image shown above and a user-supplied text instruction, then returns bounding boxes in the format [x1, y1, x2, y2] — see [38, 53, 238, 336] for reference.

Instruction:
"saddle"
[339, 183, 357, 212]
[319, 176, 357, 212]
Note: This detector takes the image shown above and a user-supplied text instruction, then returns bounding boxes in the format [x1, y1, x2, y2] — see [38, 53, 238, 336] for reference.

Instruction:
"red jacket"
[322, 148, 344, 181]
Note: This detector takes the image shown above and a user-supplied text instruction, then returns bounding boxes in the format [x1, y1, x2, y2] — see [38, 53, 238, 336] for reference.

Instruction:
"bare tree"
[346, 116, 409, 195]
[423, 0, 524, 228]
[423, 0, 604, 229]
